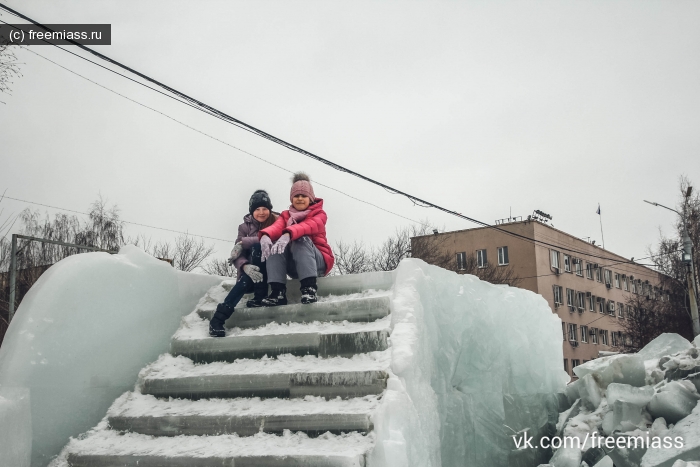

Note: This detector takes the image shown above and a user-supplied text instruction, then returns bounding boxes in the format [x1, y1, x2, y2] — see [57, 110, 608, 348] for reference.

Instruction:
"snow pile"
[371, 259, 568, 467]
[546, 333, 700, 467]
[0, 246, 222, 467]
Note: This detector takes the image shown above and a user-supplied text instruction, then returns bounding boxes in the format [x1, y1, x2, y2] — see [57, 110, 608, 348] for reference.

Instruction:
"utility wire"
[0, 3, 666, 267]
[15, 43, 422, 226]
[25, 42, 676, 272]
[2, 195, 235, 243]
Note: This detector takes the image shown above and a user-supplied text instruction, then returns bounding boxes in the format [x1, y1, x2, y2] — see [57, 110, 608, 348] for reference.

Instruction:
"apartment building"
[412, 218, 666, 379]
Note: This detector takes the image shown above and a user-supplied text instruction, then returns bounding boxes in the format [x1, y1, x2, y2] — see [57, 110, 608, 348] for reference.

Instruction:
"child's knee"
[290, 236, 311, 252]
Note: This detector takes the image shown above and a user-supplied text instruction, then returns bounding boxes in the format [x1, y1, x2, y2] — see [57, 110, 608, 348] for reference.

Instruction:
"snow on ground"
[51, 420, 373, 463]
[108, 391, 380, 418]
[174, 313, 392, 340]
[139, 351, 391, 380]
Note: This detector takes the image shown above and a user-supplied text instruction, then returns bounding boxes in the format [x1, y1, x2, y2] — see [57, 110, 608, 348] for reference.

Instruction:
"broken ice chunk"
[579, 374, 604, 411]
[593, 456, 613, 467]
[549, 447, 581, 467]
[649, 416, 669, 439]
[581, 446, 605, 466]
[607, 383, 654, 407]
[574, 355, 646, 388]
[671, 461, 700, 467]
[608, 440, 647, 467]
[637, 333, 693, 361]
[565, 377, 582, 406]
[648, 380, 700, 424]
[601, 411, 614, 436]
[612, 400, 652, 433]
[641, 403, 700, 467]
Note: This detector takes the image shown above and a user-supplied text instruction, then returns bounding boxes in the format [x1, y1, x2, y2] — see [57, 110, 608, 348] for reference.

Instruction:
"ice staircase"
[61, 272, 395, 467]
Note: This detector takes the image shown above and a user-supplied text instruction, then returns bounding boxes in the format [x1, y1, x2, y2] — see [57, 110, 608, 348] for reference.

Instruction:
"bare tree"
[201, 257, 237, 277]
[622, 175, 699, 350]
[172, 234, 215, 272]
[0, 37, 22, 104]
[333, 240, 372, 275]
[622, 293, 692, 353]
[74, 196, 124, 251]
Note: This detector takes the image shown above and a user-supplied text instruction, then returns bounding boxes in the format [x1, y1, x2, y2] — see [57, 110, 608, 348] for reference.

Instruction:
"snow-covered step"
[64, 427, 372, 467]
[139, 353, 390, 400]
[196, 295, 390, 329]
[107, 392, 378, 436]
[171, 315, 391, 363]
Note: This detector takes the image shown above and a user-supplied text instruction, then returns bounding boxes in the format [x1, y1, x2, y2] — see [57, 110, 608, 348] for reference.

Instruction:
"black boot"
[246, 282, 268, 308]
[261, 283, 287, 307]
[209, 303, 234, 337]
[300, 277, 318, 304]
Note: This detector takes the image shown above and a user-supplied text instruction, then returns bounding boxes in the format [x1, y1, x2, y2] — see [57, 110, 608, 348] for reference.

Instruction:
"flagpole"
[598, 204, 605, 250]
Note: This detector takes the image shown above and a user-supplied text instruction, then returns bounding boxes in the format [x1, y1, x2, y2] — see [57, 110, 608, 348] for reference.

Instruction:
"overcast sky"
[1, 1, 698, 266]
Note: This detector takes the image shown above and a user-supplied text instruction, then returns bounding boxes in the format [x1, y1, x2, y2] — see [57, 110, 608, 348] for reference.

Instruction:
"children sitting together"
[209, 172, 335, 337]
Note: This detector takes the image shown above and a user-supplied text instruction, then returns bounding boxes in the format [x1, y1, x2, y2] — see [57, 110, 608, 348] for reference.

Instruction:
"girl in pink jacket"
[259, 172, 334, 305]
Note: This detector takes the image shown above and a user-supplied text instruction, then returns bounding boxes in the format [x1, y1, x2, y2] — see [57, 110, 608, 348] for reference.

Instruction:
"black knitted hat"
[249, 190, 273, 215]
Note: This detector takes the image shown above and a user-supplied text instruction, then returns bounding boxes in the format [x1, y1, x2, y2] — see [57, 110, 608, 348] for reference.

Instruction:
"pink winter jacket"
[259, 199, 335, 276]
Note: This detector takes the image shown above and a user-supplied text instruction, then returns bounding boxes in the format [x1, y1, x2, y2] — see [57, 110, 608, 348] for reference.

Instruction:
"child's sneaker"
[300, 286, 317, 304]
[261, 284, 287, 307]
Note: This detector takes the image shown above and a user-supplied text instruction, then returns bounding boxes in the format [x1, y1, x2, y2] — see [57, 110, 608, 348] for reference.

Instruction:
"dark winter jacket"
[233, 214, 264, 281]
[259, 199, 335, 276]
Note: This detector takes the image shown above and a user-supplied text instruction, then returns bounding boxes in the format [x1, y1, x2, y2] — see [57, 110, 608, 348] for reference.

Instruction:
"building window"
[597, 297, 605, 314]
[604, 269, 612, 286]
[566, 288, 575, 310]
[562, 322, 566, 341]
[631, 279, 637, 294]
[600, 329, 609, 346]
[611, 331, 623, 348]
[551, 250, 560, 270]
[580, 325, 588, 343]
[456, 252, 466, 271]
[497, 246, 509, 266]
[595, 265, 602, 282]
[614, 273, 621, 288]
[617, 302, 625, 319]
[577, 291, 585, 310]
[588, 294, 595, 312]
[476, 249, 487, 268]
[586, 262, 593, 279]
[608, 300, 616, 316]
[553, 285, 563, 305]
[564, 254, 572, 273]
[568, 323, 578, 341]
[622, 275, 628, 291]
[575, 258, 583, 276]
[572, 359, 580, 369]
[564, 359, 569, 374]
[590, 327, 599, 344]
[627, 304, 633, 318]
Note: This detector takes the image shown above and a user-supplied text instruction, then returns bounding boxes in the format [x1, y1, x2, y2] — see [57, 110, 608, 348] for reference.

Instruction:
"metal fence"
[7, 234, 116, 323]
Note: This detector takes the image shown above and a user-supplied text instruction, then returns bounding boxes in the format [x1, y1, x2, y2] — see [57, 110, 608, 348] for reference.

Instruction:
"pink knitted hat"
[290, 172, 315, 203]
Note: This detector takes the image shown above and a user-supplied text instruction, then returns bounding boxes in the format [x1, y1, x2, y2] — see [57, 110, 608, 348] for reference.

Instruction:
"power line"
[25, 43, 672, 273]
[0, 3, 665, 267]
[15, 43, 423, 227]
[1, 195, 235, 243]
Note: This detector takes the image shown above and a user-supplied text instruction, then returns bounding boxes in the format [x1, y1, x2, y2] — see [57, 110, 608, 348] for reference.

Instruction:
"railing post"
[8, 234, 17, 323]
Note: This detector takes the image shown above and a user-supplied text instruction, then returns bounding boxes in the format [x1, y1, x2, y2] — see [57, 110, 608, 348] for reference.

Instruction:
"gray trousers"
[266, 236, 326, 284]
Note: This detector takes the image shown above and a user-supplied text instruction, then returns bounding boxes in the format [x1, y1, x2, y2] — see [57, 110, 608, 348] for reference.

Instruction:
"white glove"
[260, 236, 273, 262]
[243, 264, 263, 283]
[228, 243, 243, 265]
[270, 233, 291, 256]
